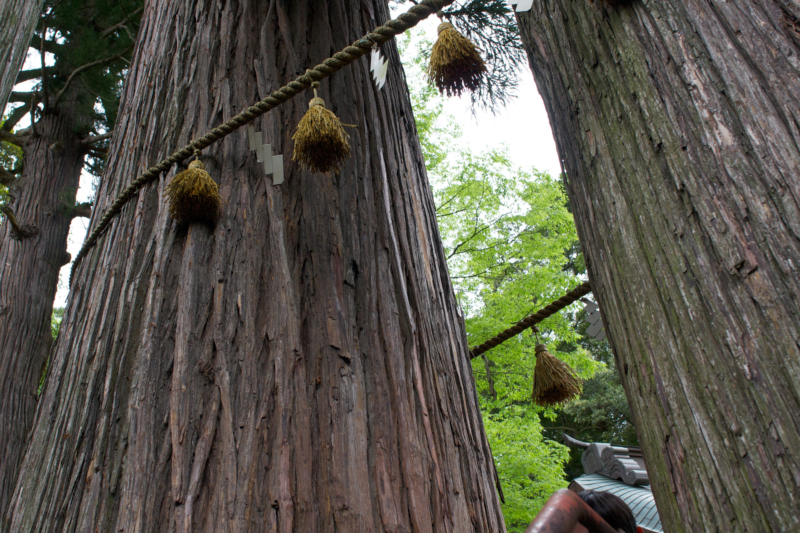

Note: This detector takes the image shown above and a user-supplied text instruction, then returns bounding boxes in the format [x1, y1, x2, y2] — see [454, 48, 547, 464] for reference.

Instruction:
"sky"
[395, 3, 561, 179]
[442, 75, 561, 179]
[16, 11, 561, 308]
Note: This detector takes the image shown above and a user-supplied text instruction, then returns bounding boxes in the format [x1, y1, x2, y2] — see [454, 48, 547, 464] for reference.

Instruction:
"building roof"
[562, 434, 662, 532]
[562, 434, 649, 486]
[569, 474, 663, 533]
[581, 442, 649, 486]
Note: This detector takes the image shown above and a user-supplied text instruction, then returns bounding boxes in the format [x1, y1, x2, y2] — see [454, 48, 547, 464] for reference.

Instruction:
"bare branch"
[8, 91, 38, 104]
[70, 202, 93, 219]
[0, 167, 18, 187]
[0, 130, 28, 147]
[1, 104, 31, 132]
[40, 23, 48, 104]
[1, 206, 38, 240]
[14, 67, 57, 84]
[101, 7, 143, 38]
[88, 147, 109, 157]
[28, 35, 62, 56]
[81, 131, 114, 146]
[53, 52, 129, 106]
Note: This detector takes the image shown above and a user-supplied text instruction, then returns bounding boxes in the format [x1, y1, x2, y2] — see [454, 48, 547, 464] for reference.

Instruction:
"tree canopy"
[3, 0, 142, 179]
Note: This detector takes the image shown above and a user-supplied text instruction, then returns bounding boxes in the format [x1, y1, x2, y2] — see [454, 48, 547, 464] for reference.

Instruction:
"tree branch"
[9, 91, 38, 104]
[0, 130, 28, 147]
[81, 131, 114, 146]
[28, 35, 62, 56]
[1, 104, 31, 132]
[53, 52, 129, 106]
[70, 202, 93, 219]
[29, 92, 39, 137]
[481, 353, 498, 401]
[14, 67, 57, 85]
[101, 7, 143, 38]
[1, 206, 38, 240]
[40, 23, 48, 104]
[0, 167, 18, 187]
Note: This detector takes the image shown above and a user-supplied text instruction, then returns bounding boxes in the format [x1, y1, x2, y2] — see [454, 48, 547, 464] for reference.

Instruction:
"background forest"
[3, 4, 638, 531]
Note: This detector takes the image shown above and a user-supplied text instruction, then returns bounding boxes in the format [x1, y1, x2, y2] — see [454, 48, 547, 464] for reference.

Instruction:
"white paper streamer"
[247, 124, 284, 185]
[370, 48, 388, 90]
[581, 298, 606, 341]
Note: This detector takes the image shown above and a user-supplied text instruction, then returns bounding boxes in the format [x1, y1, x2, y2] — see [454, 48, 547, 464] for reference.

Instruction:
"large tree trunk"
[0, 0, 43, 111]
[6, 1, 504, 531]
[0, 98, 86, 521]
[517, 1, 800, 531]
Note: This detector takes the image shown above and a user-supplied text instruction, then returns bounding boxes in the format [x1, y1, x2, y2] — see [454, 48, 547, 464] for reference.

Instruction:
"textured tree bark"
[0, 0, 43, 111]
[517, 1, 800, 531]
[0, 97, 86, 521]
[6, 1, 504, 531]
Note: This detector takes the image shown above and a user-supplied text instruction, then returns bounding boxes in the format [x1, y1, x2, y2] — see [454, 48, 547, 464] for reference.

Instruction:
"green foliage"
[403, 31, 606, 530]
[39, 307, 64, 397]
[4, 0, 143, 179]
[403, 26, 638, 527]
[0, 124, 22, 174]
[562, 368, 637, 444]
[36, 0, 140, 124]
[51, 307, 64, 340]
[484, 403, 570, 530]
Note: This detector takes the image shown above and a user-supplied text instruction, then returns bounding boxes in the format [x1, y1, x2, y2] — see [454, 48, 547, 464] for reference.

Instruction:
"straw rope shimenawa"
[164, 151, 221, 225]
[69, 0, 457, 285]
[427, 18, 486, 97]
[469, 281, 592, 358]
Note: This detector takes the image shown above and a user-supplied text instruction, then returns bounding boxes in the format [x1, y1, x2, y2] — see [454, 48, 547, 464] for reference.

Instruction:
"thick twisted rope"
[469, 282, 592, 359]
[70, 0, 455, 284]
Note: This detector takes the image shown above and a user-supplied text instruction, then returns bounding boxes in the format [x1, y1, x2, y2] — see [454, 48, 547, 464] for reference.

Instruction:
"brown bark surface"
[517, 1, 800, 531]
[0, 0, 43, 110]
[0, 98, 86, 520]
[7, 1, 504, 532]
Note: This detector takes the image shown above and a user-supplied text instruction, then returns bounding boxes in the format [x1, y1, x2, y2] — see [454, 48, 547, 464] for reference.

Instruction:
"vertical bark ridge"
[7, 1, 504, 531]
[518, 0, 800, 531]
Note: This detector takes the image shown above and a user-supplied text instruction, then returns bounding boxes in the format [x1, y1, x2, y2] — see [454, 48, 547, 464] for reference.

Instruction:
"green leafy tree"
[50, 307, 64, 340]
[402, 31, 604, 531]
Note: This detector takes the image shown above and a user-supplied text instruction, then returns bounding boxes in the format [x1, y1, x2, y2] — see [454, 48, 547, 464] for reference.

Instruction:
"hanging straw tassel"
[532, 342, 582, 407]
[292, 82, 351, 174]
[427, 18, 487, 97]
[165, 152, 220, 225]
